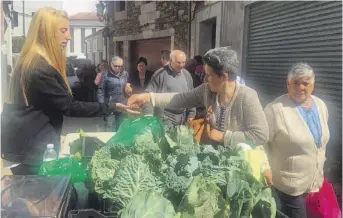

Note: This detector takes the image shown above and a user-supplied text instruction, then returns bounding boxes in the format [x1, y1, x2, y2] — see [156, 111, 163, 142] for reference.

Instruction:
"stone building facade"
[104, 1, 191, 72]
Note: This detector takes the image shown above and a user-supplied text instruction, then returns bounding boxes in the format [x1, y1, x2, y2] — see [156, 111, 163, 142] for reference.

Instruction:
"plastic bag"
[306, 177, 341, 218]
[38, 157, 89, 184]
[106, 116, 164, 147]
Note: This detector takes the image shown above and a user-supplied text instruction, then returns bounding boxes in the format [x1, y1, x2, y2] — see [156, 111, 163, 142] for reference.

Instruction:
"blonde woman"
[264, 63, 330, 218]
[3, 8, 135, 174]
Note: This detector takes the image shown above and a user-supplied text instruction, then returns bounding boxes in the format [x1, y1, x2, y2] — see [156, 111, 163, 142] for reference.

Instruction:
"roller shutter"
[246, 1, 342, 158]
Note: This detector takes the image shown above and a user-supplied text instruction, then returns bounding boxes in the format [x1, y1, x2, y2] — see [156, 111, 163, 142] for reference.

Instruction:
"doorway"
[199, 17, 217, 55]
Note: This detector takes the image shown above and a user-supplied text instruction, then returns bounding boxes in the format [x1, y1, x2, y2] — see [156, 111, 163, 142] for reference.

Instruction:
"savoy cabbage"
[89, 120, 276, 218]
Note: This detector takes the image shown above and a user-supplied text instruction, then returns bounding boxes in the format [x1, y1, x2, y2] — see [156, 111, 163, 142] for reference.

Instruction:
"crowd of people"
[66, 48, 209, 130]
[1, 7, 334, 218]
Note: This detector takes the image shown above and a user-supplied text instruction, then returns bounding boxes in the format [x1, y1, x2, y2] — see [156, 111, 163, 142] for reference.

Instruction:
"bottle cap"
[47, 144, 54, 149]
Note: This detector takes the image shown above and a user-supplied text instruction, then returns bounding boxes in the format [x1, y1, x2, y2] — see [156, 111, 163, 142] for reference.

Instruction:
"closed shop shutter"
[246, 1, 342, 157]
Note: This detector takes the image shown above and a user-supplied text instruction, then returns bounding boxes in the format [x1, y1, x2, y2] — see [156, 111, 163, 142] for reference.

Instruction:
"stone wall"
[108, 1, 189, 53]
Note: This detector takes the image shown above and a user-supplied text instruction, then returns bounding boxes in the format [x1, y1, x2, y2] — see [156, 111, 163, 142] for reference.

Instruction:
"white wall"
[73, 28, 81, 54]
[85, 28, 92, 38]
[68, 21, 104, 56]
[12, 1, 63, 37]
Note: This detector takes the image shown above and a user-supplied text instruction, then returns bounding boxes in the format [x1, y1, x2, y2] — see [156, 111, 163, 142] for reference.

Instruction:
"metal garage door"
[246, 1, 342, 158]
[130, 37, 171, 73]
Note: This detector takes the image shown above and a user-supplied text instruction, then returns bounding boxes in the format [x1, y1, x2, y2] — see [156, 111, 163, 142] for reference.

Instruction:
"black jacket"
[128, 70, 154, 94]
[12, 57, 116, 135]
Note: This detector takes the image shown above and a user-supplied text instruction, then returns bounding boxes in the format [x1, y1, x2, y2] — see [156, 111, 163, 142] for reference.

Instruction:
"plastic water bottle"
[43, 144, 57, 162]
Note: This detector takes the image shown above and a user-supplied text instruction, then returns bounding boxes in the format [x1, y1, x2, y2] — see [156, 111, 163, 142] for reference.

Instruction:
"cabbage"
[121, 191, 178, 218]
[107, 154, 162, 208]
[89, 123, 276, 218]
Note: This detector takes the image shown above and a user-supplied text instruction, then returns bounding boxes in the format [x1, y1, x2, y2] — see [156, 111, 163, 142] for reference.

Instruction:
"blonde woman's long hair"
[7, 7, 71, 105]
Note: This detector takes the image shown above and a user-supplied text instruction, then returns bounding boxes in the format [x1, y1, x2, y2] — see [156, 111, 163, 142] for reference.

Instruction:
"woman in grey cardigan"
[264, 63, 330, 218]
[128, 47, 269, 148]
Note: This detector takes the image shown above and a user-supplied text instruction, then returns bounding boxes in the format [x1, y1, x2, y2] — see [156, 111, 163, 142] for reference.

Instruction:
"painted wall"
[11, 1, 63, 37]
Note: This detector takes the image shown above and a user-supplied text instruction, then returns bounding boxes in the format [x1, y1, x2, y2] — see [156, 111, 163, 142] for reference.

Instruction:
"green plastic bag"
[38, 157, 89, 183]
[106, 116, 164, 147]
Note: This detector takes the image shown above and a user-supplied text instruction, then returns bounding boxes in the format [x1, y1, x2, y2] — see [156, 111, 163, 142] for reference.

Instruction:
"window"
[115, 1, 127, 21]
[117, 1, 126, 12]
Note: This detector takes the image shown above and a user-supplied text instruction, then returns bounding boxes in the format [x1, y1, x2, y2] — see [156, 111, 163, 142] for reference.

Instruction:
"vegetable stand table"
[58, 132, 115, 211]
[59, 132, 116, 157]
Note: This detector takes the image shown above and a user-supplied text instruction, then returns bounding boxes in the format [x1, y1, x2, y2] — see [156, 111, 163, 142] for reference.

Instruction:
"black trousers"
[275, 188, 307, 218]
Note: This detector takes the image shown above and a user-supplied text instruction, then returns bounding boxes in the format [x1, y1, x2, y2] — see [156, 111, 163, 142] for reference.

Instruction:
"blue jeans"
[104, 112, 125, 132]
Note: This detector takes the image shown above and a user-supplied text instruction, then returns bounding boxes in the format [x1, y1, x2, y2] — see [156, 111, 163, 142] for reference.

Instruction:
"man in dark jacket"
[145, 50, 195, 125]
[97, 56, 132, 131]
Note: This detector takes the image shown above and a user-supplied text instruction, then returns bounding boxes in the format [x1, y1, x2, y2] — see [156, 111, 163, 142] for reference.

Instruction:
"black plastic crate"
[68, 209, 118, 218]
[1, 175, 75, 218]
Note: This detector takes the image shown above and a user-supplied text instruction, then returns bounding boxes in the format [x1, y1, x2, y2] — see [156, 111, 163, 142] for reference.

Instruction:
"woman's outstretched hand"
[128, 93, 151, 108]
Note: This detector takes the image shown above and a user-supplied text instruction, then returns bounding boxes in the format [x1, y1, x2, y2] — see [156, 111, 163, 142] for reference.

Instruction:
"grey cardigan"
[151, 82, 269, 147]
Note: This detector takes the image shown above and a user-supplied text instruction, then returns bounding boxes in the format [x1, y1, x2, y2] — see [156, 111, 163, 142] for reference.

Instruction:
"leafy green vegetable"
[225, 168, 276, 218]
[120, 191, 177, 218]
[90, 145, 120, 195]
[89, 119, 276, 218]
[251, 188, 277, 218]
[161, 154, 200, 208]
[165, 125, 199, 155]
[107, 155, 162, 208]
[178, 176, 230, 218]
[133, 131, 163, 174]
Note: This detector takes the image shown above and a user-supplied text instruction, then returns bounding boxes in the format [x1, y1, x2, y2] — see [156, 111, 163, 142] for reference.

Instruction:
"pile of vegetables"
[90, 125, 276, 218]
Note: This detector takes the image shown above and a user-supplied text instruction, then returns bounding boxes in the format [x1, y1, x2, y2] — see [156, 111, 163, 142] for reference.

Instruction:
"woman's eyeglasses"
[113, 65, 123, 68]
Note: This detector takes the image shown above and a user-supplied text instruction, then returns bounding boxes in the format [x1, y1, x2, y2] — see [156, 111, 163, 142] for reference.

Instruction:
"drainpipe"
[188, 1, 192, 57]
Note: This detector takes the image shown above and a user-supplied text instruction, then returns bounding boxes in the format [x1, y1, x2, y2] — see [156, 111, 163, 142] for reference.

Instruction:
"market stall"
[1, 116, 281, 218]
